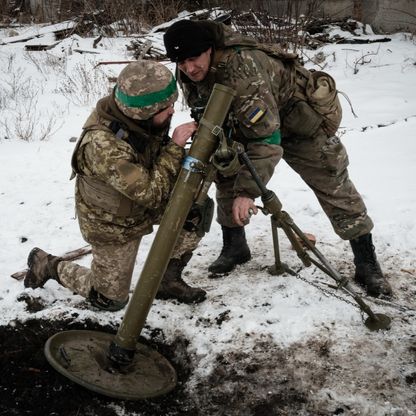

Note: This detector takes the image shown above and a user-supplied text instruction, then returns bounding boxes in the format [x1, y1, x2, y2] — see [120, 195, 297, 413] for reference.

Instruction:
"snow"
[0, 20, 76, 44]
[0, 20, 415, 415]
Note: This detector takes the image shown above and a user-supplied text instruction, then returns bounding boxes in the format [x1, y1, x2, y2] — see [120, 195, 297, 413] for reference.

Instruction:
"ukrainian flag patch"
[248, 107, 265, 124]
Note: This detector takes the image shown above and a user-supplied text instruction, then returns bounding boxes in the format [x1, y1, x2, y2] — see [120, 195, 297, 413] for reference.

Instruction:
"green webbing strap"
[254, 130, 281, 145]
[115, 77, 177, 108]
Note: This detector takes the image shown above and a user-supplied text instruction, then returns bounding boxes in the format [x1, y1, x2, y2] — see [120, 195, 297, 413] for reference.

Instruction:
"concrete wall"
[267, 0, 416, 33]
[321, 0, 416, 33]
[307, 0, 416, 33]
[213, 0, 416, 33]
[227, 0, 415, 33]
[369, 0, 416, 33]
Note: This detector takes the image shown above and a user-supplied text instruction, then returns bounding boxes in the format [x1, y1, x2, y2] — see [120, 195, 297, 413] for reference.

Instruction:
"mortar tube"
[111, 84, 236, 355]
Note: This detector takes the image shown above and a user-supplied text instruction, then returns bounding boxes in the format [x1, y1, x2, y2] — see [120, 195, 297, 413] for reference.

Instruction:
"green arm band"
[115, 77, 177, 108]
[253, 129, 281, 145]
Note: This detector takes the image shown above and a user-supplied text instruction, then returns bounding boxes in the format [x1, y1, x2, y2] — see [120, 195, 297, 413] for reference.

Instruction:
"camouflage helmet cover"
[114, 60, 178, 120]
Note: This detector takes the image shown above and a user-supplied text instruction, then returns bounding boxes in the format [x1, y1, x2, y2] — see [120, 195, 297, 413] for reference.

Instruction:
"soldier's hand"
[171, 121, 198, 147]
[232, 196, 258, 226]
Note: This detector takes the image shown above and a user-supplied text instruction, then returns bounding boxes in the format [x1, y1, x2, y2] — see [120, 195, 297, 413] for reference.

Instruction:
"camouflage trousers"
[216, 127, 373, 240]
[57, 229, 200, 302]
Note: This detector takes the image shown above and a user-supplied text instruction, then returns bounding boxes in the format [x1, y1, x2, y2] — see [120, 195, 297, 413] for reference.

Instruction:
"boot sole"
[156, 291, 206, 304]
[354, 276, 393, 297]
[208, 253, 251, 275]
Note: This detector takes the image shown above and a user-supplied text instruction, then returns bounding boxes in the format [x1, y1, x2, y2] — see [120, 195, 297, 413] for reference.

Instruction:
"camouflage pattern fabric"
[58, 239, 141, 301]
[58, 90, 202, 301]
[281, 128, 373, 240]
[180, 21, 373, 240]
[215, 127, 373, 239]
[73, 109, 184, 245]
[57, 228, 201, 302]
[171, 229, 201, 259]
[181, 40, 295, 200]
[114, 60, 178, 120]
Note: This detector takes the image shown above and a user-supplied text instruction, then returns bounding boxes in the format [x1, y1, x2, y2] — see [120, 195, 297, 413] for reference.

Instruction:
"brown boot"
[156, 252, 206, 304]
[24, 247, 62, 289]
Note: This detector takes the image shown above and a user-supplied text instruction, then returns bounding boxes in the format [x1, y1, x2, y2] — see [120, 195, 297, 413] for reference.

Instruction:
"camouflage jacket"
[71, 96, 185, 245]
[179, 22, 299, 198]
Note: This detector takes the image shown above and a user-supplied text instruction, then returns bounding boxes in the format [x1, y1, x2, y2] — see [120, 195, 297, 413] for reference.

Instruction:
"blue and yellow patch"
[247, 107, 265, 124]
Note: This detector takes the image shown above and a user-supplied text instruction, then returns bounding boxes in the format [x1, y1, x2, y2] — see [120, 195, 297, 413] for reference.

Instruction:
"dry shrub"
[56, 59, 109, 106]
[204, 0, 325, 50]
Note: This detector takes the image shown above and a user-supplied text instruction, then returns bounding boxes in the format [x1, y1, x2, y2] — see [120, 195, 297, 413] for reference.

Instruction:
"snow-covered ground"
[0, 18, 415, 415]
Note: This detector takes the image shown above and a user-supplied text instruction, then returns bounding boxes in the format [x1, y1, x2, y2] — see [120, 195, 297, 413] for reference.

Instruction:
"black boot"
[350, 233, 392, 297]
[156, 252, 206, 304]
[208, 226, 251, 275]
[88, 287, 129, 312]
[24, 247, 62, 289]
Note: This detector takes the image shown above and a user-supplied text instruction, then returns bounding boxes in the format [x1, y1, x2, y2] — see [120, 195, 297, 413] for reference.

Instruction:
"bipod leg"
[276, 211, 312, 268]
[268, 215, 293, 275]
[238, 150, 391, 331]
[283, 214, 391, 331]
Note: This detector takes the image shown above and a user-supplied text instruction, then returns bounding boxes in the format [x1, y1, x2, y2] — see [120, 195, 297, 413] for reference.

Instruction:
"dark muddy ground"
[2, 291, 415, 416]
[0, 318, 315, 416]
[0, 316, 196, 416]
[0, 295, 322, 416]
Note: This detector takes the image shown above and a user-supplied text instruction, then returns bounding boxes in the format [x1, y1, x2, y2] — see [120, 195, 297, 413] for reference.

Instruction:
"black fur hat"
[164, 20, 214, 62]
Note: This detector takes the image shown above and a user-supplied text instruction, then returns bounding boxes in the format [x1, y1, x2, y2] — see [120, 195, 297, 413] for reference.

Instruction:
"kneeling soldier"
[24, 61, 206, 310]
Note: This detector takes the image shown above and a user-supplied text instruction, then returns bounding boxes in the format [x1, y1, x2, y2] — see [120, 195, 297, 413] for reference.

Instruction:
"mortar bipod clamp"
[211, 129, 241, 177]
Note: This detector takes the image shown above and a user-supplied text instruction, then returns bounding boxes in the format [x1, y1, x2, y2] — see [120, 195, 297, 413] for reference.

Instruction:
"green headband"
[115, 77, 177, 108]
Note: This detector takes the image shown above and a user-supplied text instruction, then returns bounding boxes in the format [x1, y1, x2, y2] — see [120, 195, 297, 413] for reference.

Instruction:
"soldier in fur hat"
[164, 19, 391, 297]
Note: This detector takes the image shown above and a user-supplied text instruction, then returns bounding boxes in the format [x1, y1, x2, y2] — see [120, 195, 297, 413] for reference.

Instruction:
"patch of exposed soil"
[0, 318, 197, 416]
[0, 317, 329, 416]
[2, 292, 415, 415]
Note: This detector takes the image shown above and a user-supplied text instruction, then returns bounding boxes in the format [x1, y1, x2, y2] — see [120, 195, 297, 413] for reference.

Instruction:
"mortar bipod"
[237, 150, 391, 332]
